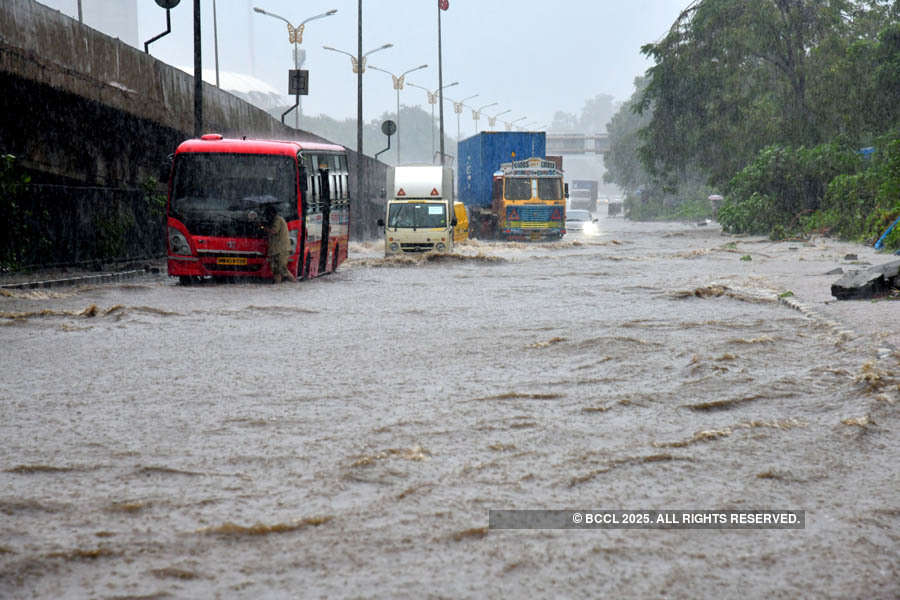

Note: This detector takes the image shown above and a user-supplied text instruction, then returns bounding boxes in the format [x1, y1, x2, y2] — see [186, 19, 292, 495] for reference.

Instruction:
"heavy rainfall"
[2, 0, 900, 599]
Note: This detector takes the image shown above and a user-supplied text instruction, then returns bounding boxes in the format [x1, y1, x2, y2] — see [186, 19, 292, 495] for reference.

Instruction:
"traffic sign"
[289, 69, 308, 95]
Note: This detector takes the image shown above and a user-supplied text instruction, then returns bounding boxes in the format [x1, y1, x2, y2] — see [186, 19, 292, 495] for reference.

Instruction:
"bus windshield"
[387, 202, 447, 229]
[170, 153, 297, 237]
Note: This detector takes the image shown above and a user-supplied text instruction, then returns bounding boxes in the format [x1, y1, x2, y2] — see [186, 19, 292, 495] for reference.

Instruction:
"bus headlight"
[168, 227, 191, 255]
[289, 230, 298, 253]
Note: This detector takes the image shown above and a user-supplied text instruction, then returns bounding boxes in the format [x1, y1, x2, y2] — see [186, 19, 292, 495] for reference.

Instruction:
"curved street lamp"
[407, 81, 458, 162]
[471, 101, 498, 133]
[505, 116, 527, 131]
[487, 108, 511, 129]
[447, 93, 477, 140]
[253, 6, 337, 128]
[368, 64, 428, 163]
[323, 42, 393, 73]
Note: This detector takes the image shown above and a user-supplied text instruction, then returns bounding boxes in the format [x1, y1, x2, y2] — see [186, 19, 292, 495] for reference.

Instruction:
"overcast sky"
[123, 1, 690, 132]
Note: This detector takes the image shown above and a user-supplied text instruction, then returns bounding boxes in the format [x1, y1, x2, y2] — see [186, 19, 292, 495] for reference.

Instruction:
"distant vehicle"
[565, 209, 598, 235]
[378, 165, 456, 256]
[607, 198, 623, 217]
[166, 134, 350, 284]
[570, 179, 599, 212]
[457, 131, 567, 241]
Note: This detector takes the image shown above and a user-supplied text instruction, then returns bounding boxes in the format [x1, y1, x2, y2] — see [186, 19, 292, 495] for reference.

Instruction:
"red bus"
[166, 134, 350, 284]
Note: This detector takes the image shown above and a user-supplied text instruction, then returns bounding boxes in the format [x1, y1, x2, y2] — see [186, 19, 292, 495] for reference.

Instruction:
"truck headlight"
[168, 227, 191, 255]
[435, 242, 446, 251]
[389, 242, 400, 252]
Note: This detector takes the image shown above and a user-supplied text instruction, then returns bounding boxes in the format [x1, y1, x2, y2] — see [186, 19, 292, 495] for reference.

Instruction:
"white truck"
[378, 165, 457, 256]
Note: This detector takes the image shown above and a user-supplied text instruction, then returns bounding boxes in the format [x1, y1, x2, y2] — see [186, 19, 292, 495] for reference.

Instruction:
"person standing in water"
[263, 205, 296, 283]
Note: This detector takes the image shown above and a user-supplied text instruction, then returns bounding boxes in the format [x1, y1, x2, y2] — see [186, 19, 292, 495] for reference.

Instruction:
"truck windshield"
[505, 178, 532, 200]
[537, 177, 563, 200]
[171, 153, 297, 237]
[387, 202, 447, 229]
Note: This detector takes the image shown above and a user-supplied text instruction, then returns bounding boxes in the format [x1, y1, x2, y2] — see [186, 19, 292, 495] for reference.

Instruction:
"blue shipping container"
[457, 131, 546, 209]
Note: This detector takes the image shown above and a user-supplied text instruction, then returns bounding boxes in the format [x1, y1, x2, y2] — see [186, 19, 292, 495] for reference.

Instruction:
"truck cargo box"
[457, 132, 546, 209]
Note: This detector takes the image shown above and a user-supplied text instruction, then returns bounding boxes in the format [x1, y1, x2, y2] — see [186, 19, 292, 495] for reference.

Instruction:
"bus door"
[317, 160, 332, 273]
[297, 153, 308, 278]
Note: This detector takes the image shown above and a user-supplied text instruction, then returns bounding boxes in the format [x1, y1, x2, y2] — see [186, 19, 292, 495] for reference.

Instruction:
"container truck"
[458, 132, 566, 241]
[377, 165, 456, 256]
[570, 179, 599, 213]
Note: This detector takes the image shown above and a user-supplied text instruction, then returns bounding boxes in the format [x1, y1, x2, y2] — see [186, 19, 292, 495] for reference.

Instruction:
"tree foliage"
[636, 0, 897, 185]
[603, 0, 900, 248]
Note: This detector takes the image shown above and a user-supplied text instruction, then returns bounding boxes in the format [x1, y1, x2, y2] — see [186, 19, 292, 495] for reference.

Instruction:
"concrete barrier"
[0, 0, 386, 267]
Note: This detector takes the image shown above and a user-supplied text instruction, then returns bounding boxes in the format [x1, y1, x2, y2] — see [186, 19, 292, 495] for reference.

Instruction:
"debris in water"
[107, 501, 147, 513]
[350, 445, 430, 467]
[46, 547, 115, 561]
[151, 566, 201, 580]
[682, 395, 760, 412]
[526, 337, 566, 348]
[488, 443, 517, 451]
[5, 464, 82, 474]
[196, 516, 333, 536]
[841, 415, 875, 428]
[452, 527, 488, 542]
[654, 419, 806, 447]
[568, 454, 686, 487]
[472, 392, 564, 401]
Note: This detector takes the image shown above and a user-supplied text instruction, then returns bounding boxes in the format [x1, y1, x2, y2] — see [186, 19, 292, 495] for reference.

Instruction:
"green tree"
[637, 0, 865, 185]
[603, 77, 652, 193]
[578, 94, 616, 135]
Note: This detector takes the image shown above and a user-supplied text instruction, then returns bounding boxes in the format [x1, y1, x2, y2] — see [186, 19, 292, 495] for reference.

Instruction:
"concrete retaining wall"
[0, 0, 386, 266]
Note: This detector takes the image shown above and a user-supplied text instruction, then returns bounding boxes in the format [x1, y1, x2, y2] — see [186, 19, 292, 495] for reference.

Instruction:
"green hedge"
[718, 133, 900, 250]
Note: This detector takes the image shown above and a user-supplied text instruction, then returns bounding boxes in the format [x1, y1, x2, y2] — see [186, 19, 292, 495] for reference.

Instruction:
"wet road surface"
[1, 218, 898, 598]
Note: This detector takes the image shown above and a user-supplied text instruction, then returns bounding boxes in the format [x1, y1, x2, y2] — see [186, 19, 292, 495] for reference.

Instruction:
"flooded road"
[1, 217, 898, 598]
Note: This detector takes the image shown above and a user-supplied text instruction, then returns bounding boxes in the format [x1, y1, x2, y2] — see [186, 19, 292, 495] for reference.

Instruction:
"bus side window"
[308, 155, 319, 205]
[298, 155, 309, 193]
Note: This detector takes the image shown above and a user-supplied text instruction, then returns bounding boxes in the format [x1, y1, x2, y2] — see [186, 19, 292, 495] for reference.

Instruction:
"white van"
[378, 165, 456, 256]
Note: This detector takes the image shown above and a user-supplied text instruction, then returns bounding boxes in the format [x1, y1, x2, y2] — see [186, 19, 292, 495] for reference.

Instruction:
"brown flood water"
[0, 218, 897, 598]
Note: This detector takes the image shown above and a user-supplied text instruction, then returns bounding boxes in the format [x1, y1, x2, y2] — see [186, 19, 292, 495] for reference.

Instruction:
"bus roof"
[176, 136, 345, 156]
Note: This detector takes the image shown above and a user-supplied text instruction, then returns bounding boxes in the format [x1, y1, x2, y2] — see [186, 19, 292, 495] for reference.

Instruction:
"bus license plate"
[217, 257, 247, 266]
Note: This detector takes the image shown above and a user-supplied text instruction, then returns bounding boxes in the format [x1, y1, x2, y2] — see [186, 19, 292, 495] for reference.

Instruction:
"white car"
[565, 209, 599, 235]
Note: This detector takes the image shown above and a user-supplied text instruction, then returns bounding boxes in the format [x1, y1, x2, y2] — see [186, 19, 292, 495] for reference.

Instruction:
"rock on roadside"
[831, 259, 900, 300]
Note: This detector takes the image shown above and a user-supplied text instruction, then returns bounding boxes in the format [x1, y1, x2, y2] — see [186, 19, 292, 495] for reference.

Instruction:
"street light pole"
[437, 2, 445, 165]
[253, 6, 337, 129]
[407, 81, 457, 163]
[472, 102, 498, 133]
[213, 0, 219, 88]
[369, 64, 428, 164]
[323, 34, 392, 240]
[505, 116, 527, 131]
[448, 93, 477, 140]
[487, 109, 510, 130]
[193, 0, 201, 138]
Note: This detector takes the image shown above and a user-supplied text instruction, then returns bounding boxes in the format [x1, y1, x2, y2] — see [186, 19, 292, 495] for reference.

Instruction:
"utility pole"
[194, 0, 202, 137]
[357, 0, 364, 237]
[437, 2, 445, 165]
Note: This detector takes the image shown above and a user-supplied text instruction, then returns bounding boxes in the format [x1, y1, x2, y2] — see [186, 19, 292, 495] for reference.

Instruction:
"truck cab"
[378, 165, 456, 256]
